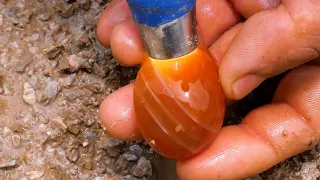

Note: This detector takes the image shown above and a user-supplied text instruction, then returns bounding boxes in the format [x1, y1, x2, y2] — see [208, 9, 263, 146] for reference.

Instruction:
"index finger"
[177, 65, 320, 180]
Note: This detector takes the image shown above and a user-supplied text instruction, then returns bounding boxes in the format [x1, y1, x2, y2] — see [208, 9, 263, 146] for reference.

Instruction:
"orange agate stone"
[133, 46, 226, 160]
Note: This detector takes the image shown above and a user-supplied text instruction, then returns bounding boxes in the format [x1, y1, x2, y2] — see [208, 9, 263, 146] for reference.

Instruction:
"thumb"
[219, 0, 320, 100]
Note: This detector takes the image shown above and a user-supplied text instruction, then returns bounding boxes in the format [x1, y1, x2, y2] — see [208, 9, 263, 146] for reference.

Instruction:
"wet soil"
[0, 0, 319, 180]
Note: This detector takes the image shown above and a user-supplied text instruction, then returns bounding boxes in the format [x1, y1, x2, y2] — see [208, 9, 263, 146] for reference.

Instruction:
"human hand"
[96, 0, 320, 179]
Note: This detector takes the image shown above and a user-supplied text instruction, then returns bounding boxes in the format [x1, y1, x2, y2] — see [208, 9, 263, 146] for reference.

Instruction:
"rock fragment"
[132, 157, 152, 177]
[11, 134, 21, 148]
[43, 44, 63, 59]
[0, 159, 16, 169]
[23, 82, 36, 105]
[68, 54, 86, 71]
[59, 73, 76, 87]
[44, 80, 61, 101]
[115, 156, 128, 173]
[25, 171, 44, 179]
[68, 124, 80, 135]
[79, 0, 91, 10]
[108, 138, 124, 148]
[15, 59, 32, 72]
[130, 145, 143, 157]
[66, 149, 79, 162]
[122, 151, 138, 161]
[58, 54, 87, 72]
[55, 3, 74, 18]
[37, 13, 51, 21]
[50, 116, 67, 133]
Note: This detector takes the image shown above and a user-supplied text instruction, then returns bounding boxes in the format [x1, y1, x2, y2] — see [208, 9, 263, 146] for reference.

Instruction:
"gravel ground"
[0, 0, 319, 180]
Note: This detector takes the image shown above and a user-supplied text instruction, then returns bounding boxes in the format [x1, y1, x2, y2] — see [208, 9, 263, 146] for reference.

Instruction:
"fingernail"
[232, 74, 266, 100]
[258, 0, 281, 10]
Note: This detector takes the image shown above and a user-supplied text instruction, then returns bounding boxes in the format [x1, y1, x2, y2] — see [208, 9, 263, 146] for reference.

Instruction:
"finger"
[230, 0, 281, 18]
[98, 83, 142, 141]
[96, 0, 131, 47]
[177, 65, 320, 180]
[203, 0, 281, 51]
[109, 19, 147, 66]
[219, 1, 320, 100]
[196, 0, 242, 47]
[209, 23, 243, 64]
[208, 23, 243, 106]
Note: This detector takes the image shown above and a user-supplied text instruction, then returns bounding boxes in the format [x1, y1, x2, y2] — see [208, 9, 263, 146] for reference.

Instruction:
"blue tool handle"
[126, 0, 196, 27]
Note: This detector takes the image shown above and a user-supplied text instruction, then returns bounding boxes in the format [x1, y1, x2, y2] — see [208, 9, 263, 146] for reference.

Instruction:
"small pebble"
[29, 47, 37, 54]
[79, 174, 89, 179]
[23, 82, 36, 105]
[43, 45, 63, 59]
[3, 82, 11, 95]
[78, 154, 92, 170]
[25, 171, 44, 180]
[11, 134, 21, 148]
[49, 22, 60, 31]
[68, 54, 86, 71]
[27, 70, 34, 76]
[107, 138, 123, 148]
[38, 13, 50, 21]
[10, 41, 19, 49]
[67, 149, 79, 162]
[130, 145, 143, 157]
[59, 74, 76, 87]
[68, 124, 80, 135]
[44, 80, 60, 100]
[51, 116, 67, 133]
[15, 59, 32, 72]
[79, 0, 91, 10]
[122, 151, 138, 161]
[76, 34, 91, 47]
[31, 33, 40, 41]
[132, 157, 152, 177]
[105, 157, 112, 165]
[29, 76, 38, 88]
[2, 127, 11, 136]
[115, 156, 128, 172]
[85, 117, 95, 126]
[12, 17, 25, 29]
[56, 3, 75, 18]
[82, 140, 89, 147]
[0, 159, 16, 169]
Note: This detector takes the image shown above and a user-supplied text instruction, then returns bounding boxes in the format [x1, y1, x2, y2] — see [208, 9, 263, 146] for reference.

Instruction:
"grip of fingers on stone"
[133, 47, 226, 160]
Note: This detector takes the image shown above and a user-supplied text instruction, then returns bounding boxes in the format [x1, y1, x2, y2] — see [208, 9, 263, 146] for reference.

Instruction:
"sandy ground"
[0, 0, 319, 180]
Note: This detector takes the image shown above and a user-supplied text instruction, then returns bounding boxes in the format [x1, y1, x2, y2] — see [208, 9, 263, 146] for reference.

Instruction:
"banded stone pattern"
[133, 47, 226, 160]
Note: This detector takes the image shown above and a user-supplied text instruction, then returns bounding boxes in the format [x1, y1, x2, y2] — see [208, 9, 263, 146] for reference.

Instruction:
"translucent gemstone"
[133, 46, 226, 160]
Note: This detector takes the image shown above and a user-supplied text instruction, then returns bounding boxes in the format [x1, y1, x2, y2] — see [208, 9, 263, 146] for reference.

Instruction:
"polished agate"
[133, 46, 226, 160]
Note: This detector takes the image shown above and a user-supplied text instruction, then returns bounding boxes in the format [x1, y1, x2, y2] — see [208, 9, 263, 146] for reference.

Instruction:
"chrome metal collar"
[136, 7, 198, 60]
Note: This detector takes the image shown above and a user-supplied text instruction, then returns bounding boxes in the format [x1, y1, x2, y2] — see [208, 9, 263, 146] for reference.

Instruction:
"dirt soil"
[0, 0, 319, 180]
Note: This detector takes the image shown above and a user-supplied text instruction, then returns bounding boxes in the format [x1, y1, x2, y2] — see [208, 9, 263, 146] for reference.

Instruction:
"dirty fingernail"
[232, 74, 266, 100]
